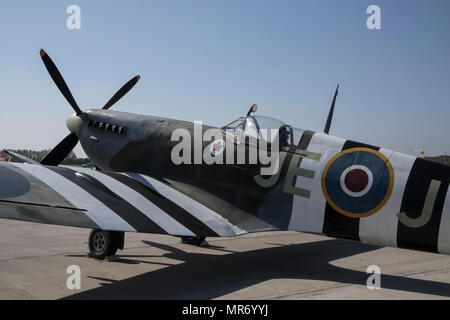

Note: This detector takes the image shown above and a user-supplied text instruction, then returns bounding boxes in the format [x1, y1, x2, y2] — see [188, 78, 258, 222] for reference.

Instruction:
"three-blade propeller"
[39, 49, 140, 166]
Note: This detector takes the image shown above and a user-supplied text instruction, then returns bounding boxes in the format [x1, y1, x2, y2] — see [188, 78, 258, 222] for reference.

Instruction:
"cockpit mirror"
[246, 104, 258, 117]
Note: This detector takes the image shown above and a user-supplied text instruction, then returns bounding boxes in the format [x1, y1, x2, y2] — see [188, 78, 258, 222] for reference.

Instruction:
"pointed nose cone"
[66, 113, 84, 136]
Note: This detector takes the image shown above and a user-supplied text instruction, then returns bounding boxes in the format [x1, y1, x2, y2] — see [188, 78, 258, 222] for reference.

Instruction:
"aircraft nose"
[66, 113, 83, 135]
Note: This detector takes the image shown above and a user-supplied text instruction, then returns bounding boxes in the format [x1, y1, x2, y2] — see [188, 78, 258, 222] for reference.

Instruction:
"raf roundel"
[321, 147, 394, 218]
[210, 139, 225, 157]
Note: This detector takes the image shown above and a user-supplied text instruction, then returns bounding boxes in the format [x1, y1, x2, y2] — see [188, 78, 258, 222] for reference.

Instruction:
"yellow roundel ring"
[321, 147, 394, 218]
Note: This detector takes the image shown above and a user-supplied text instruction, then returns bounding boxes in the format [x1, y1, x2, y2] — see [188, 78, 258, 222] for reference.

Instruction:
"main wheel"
[88, 229, 118, 260]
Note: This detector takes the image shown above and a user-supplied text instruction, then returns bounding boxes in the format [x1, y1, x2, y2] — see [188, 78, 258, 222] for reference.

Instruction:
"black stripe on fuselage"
[322, 140, 380, 240]
[46, 166, 167, 234]
[257, 130, 316, 230]
[281, 130, 316, 226]
[397, 158, 450, 252]
[102, 172, 221, 237]
[298, 130, 315, 151]
[287, 130, 315, 190]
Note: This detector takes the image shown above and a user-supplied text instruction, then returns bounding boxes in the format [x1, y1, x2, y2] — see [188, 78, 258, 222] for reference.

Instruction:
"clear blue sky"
[0, 0, 449, 157]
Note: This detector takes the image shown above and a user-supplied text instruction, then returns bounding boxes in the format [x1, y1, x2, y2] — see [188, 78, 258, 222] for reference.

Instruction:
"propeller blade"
[40, 49, 83, 115]
[324, 84, 339, 135]
[40, 133, 79, 166]
[102, 75, 141, 110]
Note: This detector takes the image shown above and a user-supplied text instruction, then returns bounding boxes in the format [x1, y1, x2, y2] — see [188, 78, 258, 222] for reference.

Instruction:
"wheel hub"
[93, 232, 106, 252]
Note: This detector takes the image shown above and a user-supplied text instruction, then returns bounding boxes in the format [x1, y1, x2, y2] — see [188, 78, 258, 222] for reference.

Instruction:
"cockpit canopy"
[223, 115, 286, 144]
[222, 112, 306, 149]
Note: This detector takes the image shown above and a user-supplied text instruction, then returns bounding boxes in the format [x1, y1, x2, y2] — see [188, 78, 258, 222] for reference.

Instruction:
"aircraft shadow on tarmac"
[64, 238, 450, 299]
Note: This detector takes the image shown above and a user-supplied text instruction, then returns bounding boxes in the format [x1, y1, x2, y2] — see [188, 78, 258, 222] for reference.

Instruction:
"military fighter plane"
[0, 49, 449, 260]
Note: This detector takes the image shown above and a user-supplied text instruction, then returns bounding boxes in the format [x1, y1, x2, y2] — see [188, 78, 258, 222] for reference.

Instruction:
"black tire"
[181, 236, 206, 246]
[88, 229, 118, 260]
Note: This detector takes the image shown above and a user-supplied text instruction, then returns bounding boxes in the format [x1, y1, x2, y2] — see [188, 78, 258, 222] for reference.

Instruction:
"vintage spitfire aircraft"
[0, 49, 449, 259]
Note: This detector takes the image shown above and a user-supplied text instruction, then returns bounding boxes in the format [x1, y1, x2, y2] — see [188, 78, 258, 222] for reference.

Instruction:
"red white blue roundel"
[210, 139, 225, 157]
[321, 147, 394, 218]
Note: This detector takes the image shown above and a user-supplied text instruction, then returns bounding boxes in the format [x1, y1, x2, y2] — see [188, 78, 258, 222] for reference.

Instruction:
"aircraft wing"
[0, 162, 246, 237]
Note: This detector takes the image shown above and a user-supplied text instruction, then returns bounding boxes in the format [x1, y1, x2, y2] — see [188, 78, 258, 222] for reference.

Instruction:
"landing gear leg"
[88, 229, 124, 260]
[181, 236, 207, 246]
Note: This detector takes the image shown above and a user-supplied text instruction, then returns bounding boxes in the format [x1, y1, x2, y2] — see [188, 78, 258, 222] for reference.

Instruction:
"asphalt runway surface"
[0, 218, 449, 299]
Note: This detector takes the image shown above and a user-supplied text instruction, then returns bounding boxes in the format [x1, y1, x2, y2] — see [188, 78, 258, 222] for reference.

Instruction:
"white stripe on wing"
[77, 168, 195, 236]
[16, 163, 135, 232]
[125, 173, 246, 237]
